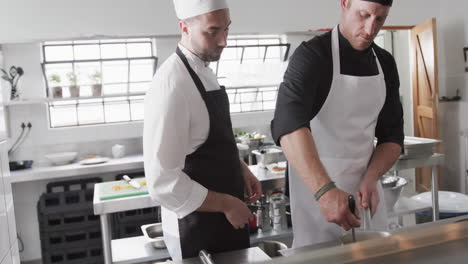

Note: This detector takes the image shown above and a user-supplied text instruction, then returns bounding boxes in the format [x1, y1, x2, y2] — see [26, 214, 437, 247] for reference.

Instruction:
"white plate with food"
[79, 157, 111, 165]
[266, 161, 287, 175]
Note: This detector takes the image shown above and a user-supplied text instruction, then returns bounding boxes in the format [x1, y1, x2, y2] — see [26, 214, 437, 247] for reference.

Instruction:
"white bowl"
[45, 152, 78, 166]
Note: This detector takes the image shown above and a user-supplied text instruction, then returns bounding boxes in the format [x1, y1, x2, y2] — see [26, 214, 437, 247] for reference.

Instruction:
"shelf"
[3, 92, 146, 107]
[391, 153, 445, 171]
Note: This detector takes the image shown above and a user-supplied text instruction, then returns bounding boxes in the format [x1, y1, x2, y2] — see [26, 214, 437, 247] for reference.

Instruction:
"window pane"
[129, 82, 151, 93]
[130, 100, 144, 120]
[103, 60, 128, 83]
[74, 45, 100, 60]
[103, 84, 127, 95]
[244, 46, 260, 60]
[101, 44, 127, 59]
[266, 46, 281, 59]
[45, 63, 73, 87]
[230, 103, 241, 113]
[221, 47, 238, 60]
[78, 99, 104, 125]
[104, 98, 130, 122]
[127, 43, 152, 57]
[130, 60, 154, 82]
[75, 62, 100, 85]
[78, 85, 93, 97]
[44, 46, 73, 62]
[50, 104, 78, 127]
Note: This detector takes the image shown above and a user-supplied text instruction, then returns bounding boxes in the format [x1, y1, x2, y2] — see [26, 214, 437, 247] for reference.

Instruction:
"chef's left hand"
[243, 170, 262, 203]
[357, 179, 380, 217]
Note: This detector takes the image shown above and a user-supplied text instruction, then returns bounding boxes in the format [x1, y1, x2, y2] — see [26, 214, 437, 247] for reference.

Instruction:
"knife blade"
[123, 175, 141, 189]
[348, 195, 356, 243]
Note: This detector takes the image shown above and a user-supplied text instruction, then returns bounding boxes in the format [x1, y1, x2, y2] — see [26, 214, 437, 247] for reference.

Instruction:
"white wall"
[437, 0, 468, 192]
[0, 0, 441, 43]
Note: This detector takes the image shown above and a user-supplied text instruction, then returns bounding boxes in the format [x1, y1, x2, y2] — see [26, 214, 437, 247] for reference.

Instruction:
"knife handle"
[348, 195, 356, 215]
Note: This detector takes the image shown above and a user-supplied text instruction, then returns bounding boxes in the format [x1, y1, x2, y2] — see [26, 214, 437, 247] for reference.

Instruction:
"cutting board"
[99, 178, 149, 200]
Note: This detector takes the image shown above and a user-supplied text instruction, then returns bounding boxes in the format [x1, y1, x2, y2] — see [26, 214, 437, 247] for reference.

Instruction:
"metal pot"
[341, 230, 391, 244]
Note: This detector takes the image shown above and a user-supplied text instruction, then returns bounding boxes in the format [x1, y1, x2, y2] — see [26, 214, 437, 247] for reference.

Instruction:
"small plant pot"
[92, 84, 102, 97]
[52, 86, 63, 98]
[69, 85, 80, 97]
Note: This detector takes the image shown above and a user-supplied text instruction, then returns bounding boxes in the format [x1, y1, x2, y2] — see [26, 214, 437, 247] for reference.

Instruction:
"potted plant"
[89, 70, 102, 96]
[48, 73, 62, 98]
[66, 72, 79, 97]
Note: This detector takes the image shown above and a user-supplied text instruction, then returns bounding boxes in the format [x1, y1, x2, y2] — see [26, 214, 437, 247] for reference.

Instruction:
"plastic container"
[412, 191, 468, 223]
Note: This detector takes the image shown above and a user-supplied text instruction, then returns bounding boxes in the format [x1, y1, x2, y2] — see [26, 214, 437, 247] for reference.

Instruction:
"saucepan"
[9, 160, 33, 171]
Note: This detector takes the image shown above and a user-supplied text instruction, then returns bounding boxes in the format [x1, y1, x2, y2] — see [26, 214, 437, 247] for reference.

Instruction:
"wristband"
[314, 181, 336, 201]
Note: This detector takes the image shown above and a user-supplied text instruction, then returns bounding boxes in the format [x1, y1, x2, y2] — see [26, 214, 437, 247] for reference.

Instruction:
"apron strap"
[176, 47, 208, 97]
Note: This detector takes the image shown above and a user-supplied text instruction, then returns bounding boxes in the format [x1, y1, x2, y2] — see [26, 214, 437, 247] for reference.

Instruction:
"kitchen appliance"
[256, 195, 272, 232]
[252, 148, 283, 168]
[270, 193, 288, 231]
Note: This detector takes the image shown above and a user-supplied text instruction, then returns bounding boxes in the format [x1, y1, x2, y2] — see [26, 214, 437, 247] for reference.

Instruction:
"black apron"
[176, 47, 250, 259]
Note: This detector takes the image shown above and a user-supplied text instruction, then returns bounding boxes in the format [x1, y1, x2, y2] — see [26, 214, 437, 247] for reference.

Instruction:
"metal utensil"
[123, 175, 141, 189]
[348, 195, 356, 242]
[199, 250, 215, 264]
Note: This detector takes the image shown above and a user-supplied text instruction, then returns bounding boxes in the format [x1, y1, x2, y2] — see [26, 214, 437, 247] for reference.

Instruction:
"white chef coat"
[143, 44, 221, 218]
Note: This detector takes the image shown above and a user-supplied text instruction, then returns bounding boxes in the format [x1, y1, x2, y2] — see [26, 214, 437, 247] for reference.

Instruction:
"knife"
[123, 175, 141, 189]
[348, 195, 356, 243]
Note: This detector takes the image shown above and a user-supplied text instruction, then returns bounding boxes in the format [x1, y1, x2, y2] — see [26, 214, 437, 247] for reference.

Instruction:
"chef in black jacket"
[271, 0, 404, 247]
[144, 0, 262, 260]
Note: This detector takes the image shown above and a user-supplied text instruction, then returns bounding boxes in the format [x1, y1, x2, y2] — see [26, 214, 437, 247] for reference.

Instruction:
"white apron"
[289, 26, 388, 248]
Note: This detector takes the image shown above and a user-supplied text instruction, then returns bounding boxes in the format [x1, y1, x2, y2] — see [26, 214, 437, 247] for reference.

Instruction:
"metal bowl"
[383, 177, 408, 210]
[341, 230, 391, 244]
[141, 223, 166, 249]
[251, 240, 288, 257]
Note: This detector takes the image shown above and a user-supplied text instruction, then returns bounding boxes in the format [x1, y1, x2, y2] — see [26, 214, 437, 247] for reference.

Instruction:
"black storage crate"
[111, 206, 160, 239]
[38, 178, 103, 264]
[42, 245, 103, 264]
[40, 226, 101, 250]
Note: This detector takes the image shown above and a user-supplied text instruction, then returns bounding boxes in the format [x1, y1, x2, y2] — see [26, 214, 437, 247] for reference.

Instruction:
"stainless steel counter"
[166, 247, 271, 264]
[267, 215, 468, 264]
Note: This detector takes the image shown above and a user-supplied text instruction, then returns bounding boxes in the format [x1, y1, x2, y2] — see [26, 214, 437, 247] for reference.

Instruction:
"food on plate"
[272, 166, 286, 172]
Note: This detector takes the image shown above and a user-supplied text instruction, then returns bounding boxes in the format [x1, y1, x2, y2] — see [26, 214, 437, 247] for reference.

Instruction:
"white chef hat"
[173, 0, 229, 20]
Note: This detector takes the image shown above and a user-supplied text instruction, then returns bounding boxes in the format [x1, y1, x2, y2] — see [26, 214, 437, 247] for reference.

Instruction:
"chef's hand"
[222, 195, 253, 230]
[243, 170, 262, 203]
[357, 179, 379, 216]
[318, 188, 360, 231]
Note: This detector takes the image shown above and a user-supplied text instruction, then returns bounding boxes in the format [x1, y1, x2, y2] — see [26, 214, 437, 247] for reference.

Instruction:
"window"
[211, 35, 290, 113]
[41, 38, 157, 128]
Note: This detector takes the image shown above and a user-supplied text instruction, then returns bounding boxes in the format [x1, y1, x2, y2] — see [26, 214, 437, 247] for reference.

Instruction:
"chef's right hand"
[318, 188, 360, 231]
[222, 194, 253, 230]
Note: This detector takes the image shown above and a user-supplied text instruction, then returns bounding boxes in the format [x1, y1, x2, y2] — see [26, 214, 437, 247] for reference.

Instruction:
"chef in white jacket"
[143, 0, 262, 260]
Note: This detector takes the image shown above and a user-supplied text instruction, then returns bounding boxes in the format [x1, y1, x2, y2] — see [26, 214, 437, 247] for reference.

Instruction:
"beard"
[197, 47, 224, 62]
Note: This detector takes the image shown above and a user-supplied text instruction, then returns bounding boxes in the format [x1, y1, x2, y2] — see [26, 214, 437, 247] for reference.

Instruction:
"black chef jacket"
[271, 28, 404, 148]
